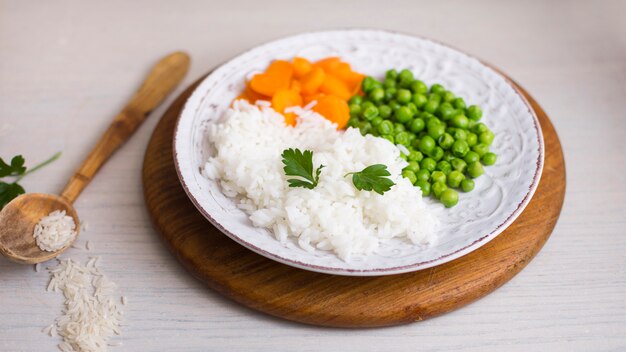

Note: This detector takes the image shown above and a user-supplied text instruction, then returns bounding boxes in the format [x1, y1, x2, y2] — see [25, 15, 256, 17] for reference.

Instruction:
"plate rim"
[172, 29, 545, 276]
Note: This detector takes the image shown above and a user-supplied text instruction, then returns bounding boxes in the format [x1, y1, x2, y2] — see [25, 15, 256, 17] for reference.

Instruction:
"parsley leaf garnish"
[0, 152, 61, 209]
[281, 148, 324, 189]
[345, 164, 395, 195]
[0, 155, 26, 177]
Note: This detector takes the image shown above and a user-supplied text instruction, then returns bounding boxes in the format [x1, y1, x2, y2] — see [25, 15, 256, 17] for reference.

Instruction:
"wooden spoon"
[0, 51, 190, 264]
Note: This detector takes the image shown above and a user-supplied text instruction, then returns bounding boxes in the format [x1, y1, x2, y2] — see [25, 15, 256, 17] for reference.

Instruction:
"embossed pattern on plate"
[173, 30, 544, 276]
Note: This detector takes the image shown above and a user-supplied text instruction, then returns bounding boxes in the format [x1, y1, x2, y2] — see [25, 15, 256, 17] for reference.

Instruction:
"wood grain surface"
[142, 75, 566, 328]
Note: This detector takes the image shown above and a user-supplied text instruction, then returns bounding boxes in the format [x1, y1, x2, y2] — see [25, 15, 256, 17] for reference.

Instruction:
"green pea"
[386, 69, 398, 80]
[407, 118, 424, 134]
[361, 76, 378, 93]
[398, 69, 414, 86]
[464, 151, 480, 164]
[407, 102, 418, 115]
[421, 111, 436, 121]
[479, 131, 495, 146]
[432, 181, 448, 199]
[447, 170, 465, 188]
[423, 100, 439, 114]
[426, 117, 441, 130]
[394, 123, 406, 132]
[415, 169, 431, 183]
[428, 146, 444, 161]
[431, 171, 446, 184]
[467, 105, 483, 121]
[384, 77, 397, 88]
[395, 106, 414, 123]
[371, 116, 383, 127]
[451, 114, 470, 129]
[428, 124, 445, 140]
[437, 104, 456, 121]
[452, 140, 470, 157]
[420, 158, 437, 172]
[410, 80, 428, 94]
[430, 83, 445, 95]
[358, 121, 372, 135]
[362, 101, 375, 111]
[349, 103, 361, 116]
[411, 138, 421, 150]
[362, 105, 379, 121]
[415, 180, 431, 196]
[442, 90, 456, 103]
[482, 152, 497, 166]
[348, 95, 363, 105]
[402, 170, 417, 184]
[384, 87, 397, 102]
[467, 161, 484, 178]
[369, 88, 385, 103]
[408, 133, 416, 143]
[451, 158, 467, 173]
[453, 97, 466, 110]
[466, 132, 478, 147]
[405, 160, 420, 173]
[377, 105, 391, 119]
[408, 150, 423, 162]
[473, 122, 488, 134]
[438, 133, 454, 149]
[419, 136, 436, 154]
[461, 179, 475, 192]
[440, 189, 459, 207]
[377, 120, 394, 135]
[442, 151, 456, 163]
[436, 160, 452, 175]
[381, 134, 395, 144]
[388, 100, 401, 112]
[412, 93, 428, 108]
[399, 152, 408, 161]
[468, 119, 477, 130]
[395, 131, 411, 146]
[347, 117, 359, 128]
[396, 89, 412, 104]
[472, 143, 489, 157]
[453, 129, 467, 141]
[370, 128, 380, 137]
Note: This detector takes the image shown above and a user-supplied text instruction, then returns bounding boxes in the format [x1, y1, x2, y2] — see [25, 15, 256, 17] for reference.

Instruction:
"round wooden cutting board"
[142, 74, 565, 328]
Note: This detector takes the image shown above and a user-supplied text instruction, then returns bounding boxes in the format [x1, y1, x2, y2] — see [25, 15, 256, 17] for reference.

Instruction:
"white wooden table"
[1, 0, 625, 351]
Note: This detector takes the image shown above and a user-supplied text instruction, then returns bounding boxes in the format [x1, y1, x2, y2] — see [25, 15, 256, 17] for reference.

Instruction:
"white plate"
[174, 29, 544, 276]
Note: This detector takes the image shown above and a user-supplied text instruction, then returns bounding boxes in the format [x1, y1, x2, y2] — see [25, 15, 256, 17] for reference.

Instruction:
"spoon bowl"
[0, 193, 79, 264]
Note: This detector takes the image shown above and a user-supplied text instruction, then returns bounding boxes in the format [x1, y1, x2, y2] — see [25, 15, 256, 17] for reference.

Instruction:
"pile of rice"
[204, 100, 438, 261]
[34, 210, 77, 251]
[46, 257, 123, 351]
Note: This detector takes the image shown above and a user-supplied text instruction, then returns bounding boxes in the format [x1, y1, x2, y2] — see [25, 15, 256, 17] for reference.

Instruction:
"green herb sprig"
[281, 148, 324, 189]
[345, 164, 395, 195]
[0, 152, 61, 209]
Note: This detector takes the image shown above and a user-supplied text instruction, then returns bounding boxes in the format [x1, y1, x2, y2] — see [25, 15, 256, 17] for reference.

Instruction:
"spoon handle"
[60, 51, 190, 203]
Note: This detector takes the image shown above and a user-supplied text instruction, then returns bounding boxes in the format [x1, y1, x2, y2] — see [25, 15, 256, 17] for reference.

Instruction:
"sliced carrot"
[242, 85, 270, 103]
[250, 60, 293, 96]
[272, 89, 303, 113]
[313, 95, 350, 129]
[290, 79, 302, 92]
[300, 67, 326, 95]
[314, 57, 342, 73]
[319, 74, 352, 100]
[283, 112, 297, 126]
[292, 57, 312, 78]
[302, 92, 326, 105]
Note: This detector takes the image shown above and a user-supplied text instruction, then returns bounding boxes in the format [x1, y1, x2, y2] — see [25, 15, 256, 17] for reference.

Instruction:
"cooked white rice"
[46, 257, 123, 351]
[204, 101, 438, 261]
[34, 210, 77, 252]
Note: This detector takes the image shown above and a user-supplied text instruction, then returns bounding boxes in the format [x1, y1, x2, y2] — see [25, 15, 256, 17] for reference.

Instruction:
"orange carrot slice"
[319, 74, 352, 100]
[300, 67, 326, 95]
[272, 89, 302, 112]
[313, 95, 350, 129]
[303, 92, 326, 105]
[250, 60, 293, 96]
[292, 57, 312, 78]
[314, 57, 342, 73]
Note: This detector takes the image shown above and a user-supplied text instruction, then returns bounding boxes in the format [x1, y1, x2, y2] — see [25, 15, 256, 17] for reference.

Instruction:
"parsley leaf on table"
[281, 148, 324, 189]
[0, 155, 26, 177]
[345, 164, 396, 195]
[0, 152, 61, 210]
